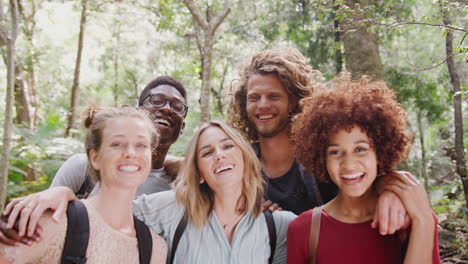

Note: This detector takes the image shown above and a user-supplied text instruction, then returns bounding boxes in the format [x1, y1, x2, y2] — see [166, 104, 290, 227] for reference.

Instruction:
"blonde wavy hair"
[174, 120, 264, 229]
[227, 47, 323, 141]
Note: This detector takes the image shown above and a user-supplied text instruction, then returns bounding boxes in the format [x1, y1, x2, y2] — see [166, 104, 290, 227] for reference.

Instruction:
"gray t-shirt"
[133, 191, 296, 264]
[50, 153, 172, 197]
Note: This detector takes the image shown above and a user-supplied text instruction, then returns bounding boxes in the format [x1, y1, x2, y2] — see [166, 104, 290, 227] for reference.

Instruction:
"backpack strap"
[170, 212, 188, 264]
[134, 216, 153, 264]
[77, 163, 95, 199]
[263, 210, 276, 264]
[76, 176, 94, 199]
[61, 200, 89, 264]
[308, 206, 323, 264]
[298, 164, 324, 207]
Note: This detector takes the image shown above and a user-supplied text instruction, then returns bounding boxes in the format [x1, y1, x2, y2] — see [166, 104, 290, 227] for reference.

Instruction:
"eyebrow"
[149, 93, 184, 102]
[328, 140, 370, 147]
[109, 134, 149, 139]
[198, 137, 231, 152]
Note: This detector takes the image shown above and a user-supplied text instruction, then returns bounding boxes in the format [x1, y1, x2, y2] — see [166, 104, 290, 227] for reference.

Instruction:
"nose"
[122, 145, 136, 158]
[158, 101, 173, 113]
[257, 96, 270, 110]
[214, 148, 226, 161]
[341, 155, 356, 170]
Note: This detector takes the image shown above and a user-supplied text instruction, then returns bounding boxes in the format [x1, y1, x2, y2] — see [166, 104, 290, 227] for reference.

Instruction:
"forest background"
[0, 0, 466, 262]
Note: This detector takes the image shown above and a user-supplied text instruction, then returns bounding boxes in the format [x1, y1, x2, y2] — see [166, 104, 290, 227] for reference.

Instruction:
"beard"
[251, 113, 290, 139]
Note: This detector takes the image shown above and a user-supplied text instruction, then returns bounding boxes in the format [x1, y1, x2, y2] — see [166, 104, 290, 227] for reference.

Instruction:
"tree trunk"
[441, 5, 467, 207]
[417, 110, 430, 197]
[65, 0, 87, 137]
[182, 0, 230, 123]
[333, 2, 342, 74]
[211, 63, 228, 114]
[200, 34, 213, 122]
[12, 0, 38, 130]
[13, 63, 36, 129]
[0, 0, 19, 209]
[341, 0, 384, 79]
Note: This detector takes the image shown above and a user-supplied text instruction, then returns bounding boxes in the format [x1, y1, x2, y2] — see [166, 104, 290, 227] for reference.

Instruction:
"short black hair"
[138, 76, 187, 106]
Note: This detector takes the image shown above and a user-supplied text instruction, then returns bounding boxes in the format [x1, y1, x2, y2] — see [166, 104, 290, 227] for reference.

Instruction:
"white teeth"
[258, 114, 274, 120]
[119, 165, 139, 172]
[155, 119, 171, 127]
[214, 165, 234, 174]
[342, 172, 364, 179]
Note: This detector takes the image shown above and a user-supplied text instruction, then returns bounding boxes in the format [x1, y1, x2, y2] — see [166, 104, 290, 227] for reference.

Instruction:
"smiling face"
[141, 84, 186, 147]
[246, 74, 294, 139]
[90, 117, 152, 189]
[326, 126, 378, 198]
[196, 126, 244, 194]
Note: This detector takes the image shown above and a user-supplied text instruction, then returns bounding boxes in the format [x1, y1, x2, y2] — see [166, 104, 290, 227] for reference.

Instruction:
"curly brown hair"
[291, 73, 411, 182]
[227, 47, 323, 141]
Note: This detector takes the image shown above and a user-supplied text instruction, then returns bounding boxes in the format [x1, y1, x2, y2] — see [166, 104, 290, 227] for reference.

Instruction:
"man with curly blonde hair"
[227, 48, 337, 215]
[227, 49, 409, 237]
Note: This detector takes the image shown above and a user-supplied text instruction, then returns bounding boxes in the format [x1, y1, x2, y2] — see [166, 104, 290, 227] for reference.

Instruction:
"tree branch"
[0, 29, 7, 46]
[10, 0, 18, 41]
[209, 2, 231, 35]
[183, 0, 209, 31]
[0, 0, 6, 46]
[397, 50, 465, 72]
[363, 19, 468, 34]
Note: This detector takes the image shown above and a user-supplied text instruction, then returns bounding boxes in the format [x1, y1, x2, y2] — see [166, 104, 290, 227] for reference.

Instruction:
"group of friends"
[0, 48, 440, 263]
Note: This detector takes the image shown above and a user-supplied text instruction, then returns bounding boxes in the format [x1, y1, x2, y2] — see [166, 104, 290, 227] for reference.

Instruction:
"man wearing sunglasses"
[50, 75, 188, 197]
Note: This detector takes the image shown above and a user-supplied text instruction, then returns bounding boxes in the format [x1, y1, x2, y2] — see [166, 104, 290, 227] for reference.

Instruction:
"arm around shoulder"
[50, 153, 89, 193]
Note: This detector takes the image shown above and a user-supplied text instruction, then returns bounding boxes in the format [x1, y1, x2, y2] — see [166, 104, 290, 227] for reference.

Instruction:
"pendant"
[223, 224, 228, 230]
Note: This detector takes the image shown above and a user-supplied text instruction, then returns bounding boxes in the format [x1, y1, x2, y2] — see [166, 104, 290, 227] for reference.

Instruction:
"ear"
[89, 149, 101, 171]
[199, 175, 205, 184]
[180, 121, 186, 135]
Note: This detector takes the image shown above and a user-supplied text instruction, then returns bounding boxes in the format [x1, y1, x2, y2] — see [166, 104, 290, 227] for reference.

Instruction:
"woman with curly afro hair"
[286, 73, 440, 264]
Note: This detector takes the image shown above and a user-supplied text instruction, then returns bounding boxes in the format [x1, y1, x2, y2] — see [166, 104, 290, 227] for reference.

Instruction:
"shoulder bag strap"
[61, 200, 89, 264]
[170, 212, 188, 264]
[263, 210, 276, 264]
[133, 216, 153, 264]
[308, 206, 323, 264]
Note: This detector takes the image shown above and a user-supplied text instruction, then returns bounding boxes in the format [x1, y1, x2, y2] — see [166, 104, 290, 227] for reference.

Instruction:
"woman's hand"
[3, 187, 76, 237]
[383, 171, 433, 223]
[372, 190, 410, 235]
[261, 200, 282, 212]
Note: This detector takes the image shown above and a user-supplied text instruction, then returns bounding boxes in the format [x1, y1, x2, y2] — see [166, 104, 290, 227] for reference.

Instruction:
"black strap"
[134, 216, 153, 264]
[170, 212, 188, 264]
[263, 210, 276, 264]
[61, 200, 89, 264]
[77, 163, 95, 199]
[298, 164, 324, 207]
[76, 176, 94, 199]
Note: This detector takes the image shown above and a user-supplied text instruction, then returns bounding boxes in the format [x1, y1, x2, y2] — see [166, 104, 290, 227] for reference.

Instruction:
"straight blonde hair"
[174, 120, 264, 229]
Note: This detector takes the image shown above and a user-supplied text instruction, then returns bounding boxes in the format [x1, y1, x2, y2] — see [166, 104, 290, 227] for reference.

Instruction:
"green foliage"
[6, 176, 51, 201]
[431, 181, 466, 217]
[4, 112, 82, 199]
[385, 67, 449, 123]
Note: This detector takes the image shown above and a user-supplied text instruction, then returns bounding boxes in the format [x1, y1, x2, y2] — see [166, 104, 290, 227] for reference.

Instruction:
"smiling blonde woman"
[0, 106, 167, 263]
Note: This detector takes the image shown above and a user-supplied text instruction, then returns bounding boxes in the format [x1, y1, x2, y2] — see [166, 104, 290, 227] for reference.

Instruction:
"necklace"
[221, 213, 243, 231]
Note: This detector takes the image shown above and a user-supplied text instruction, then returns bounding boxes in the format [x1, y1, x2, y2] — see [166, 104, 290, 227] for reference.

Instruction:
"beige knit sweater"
[0, 200, 167, 264]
